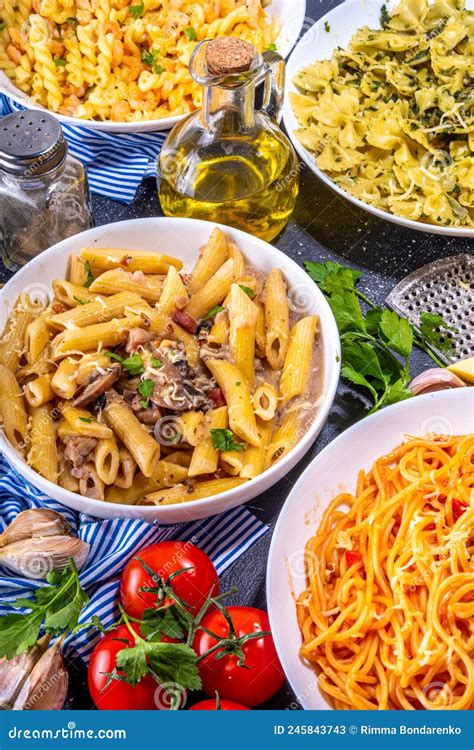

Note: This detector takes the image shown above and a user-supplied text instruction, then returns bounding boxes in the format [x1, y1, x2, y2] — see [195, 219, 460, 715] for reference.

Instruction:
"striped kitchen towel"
[0, 454, 268, 663]
[0, 94, 164, 203]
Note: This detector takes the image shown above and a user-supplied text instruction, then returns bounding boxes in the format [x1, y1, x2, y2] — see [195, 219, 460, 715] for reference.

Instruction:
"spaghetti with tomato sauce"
[296, 434, 474, 710]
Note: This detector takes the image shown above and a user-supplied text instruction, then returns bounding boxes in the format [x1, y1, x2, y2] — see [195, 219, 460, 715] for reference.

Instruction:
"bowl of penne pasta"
[0, 217, 340, 522]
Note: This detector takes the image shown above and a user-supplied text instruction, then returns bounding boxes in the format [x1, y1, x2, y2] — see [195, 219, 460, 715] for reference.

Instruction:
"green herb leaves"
[0, 562, 88, 659]
[419, 312, 457, 357]
[129, 2, 144, 19]
[116, 638, 200, 690]
[203, 305, 225, 321]
[83, 260, 95, 289]
[210, 428, 244, 452]
[138, 378, 155, 408]
[305, 260, 454, 414]
[185, 26, 196, 40]
[141, 47, 164, 74]
[105, 351, 145, 376]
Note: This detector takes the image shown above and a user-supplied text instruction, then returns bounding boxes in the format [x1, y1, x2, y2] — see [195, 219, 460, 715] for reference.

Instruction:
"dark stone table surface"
[0, 0, 471, 711]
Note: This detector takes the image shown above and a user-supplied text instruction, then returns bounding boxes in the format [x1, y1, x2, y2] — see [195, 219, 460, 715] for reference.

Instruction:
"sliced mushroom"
[72, 364, 122, 408]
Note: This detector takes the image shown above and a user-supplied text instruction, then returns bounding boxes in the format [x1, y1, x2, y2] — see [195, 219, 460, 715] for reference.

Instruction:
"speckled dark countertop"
[0, 0, 472, 711]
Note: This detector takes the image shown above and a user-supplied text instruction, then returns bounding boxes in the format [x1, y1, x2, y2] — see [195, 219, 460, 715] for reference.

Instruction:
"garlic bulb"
[0, 508, 89, 579]
[0, 536, 90, 579]
[0, 635, 51, 709]
[0, 509, 71, 548]
[409, 368, 466, 396]
[11, 639, 68, 711]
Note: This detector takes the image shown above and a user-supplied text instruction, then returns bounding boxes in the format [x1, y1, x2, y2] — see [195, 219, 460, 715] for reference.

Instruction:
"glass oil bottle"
[158, 37, 299, 242]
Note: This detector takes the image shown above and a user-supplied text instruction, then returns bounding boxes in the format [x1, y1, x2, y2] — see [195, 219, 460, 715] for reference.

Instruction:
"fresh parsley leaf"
[73, 296, 88, 305]
[324, 21, 330, 32]
[383, 379, 413, 406]
[210, 428, 244, 452]
[116, 640, 201, 690]
[105, 352, 145, 376]
[328, 291, 366, 333]
[185, 26, 196, 41]
[67, 16, 78, 26]
[154, 64, 164, 74]
[83, 260, 95, 289]
[150, 355, 162, 368]
[79, 416, 92, 423]
[305, 261, 361, 296]
[365, 306, 383, 336]
[141, 49, 157, 66]
[203, 305, 225, 321]
[419, 312, 457, 357]
[0, 562, 88, 659]
[140, 605, 187, 641]
[266, 43, 277, 51]
[380, 3, 390, 28]
[239, 285, 256, 299]
[340, 364, 378, 401]
[342, 340, 387, 387]
[129, 2, 144, 19]
[379, 309, 413, 359]
[137, 378, 155, 408]
[54, 58, 67, 67]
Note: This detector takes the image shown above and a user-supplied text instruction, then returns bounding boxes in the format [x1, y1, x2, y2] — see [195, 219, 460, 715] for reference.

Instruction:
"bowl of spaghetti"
[0, 0, 306, 132]
[267, 388, 474, 710]
[283, 0, 474, 235]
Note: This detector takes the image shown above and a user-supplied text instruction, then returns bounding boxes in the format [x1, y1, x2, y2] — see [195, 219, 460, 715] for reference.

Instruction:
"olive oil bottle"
[158, 38, 299, 242]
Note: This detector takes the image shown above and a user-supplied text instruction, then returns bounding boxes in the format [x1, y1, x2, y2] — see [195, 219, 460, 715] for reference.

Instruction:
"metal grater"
[386, 254, 473, 365]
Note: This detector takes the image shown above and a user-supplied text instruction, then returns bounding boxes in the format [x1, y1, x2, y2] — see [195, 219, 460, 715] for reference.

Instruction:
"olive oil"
[158, 38, 299, 242]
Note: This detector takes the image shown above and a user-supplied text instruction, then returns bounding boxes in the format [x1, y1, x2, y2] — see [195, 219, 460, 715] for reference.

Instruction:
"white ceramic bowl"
[267, 388, 474, 709]
[0, 0, 306, 133]
[283, 0, 474, 237]
[0, 217, 340, 523]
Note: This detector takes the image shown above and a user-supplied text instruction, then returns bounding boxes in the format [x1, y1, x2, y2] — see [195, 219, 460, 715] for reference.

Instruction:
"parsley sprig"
[305, 261, 456, 413]
[210, 428, 244, 452]
[105, 351, 145, 376]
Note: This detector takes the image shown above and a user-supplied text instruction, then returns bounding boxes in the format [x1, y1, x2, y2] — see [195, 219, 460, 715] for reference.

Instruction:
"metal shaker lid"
[0, 110, 67, 177]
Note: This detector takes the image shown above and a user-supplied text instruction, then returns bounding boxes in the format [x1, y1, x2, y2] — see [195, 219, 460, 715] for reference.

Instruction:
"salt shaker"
[0, 111, 93, 270]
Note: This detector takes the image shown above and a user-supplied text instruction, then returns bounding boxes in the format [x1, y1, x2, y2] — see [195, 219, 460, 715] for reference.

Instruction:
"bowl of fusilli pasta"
[0, 0, 305, 131]
[284, 0, 474, 236]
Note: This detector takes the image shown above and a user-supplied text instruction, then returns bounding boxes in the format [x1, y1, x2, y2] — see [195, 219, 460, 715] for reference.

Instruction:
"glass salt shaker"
[0, 111, 93, 270]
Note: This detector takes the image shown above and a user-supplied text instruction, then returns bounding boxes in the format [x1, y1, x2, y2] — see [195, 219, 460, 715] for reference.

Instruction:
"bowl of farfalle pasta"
[0, 0, 306, 131]
[0, 217, 340, 522]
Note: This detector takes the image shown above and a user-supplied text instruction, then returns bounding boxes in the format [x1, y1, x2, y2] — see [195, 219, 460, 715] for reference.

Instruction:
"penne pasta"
[145, 477, 247, 505]
[185, 258, 235, 320]
[240, 417, 274, 479]
[279, 316, 319, 406]
[51, 357, 79, 399]
[226, 240, 246, 280]
[103, 396, 161, 477]
[48, 292, 144, 330]
[253, 382, 278, 421]
[58, 454, 80, 493]
[114, 447, 137, 489]
[89, 269, 164, 302]
[266, 411, 299, 467]
[61, 406, 113, 439]
[178, 410, 205, 447]
[264, 269, 289, 369]
[219, 449, 244, 476]
[208, 310, 230, 346]
[94, 438, 120, 485]
[0, 365, 29, 455]
[228, 283, 258, 387]
[26, 312, 53, 363]
[0, 293, 38, 371]
[188, 406, 228, 477]
[153, 460, 189, 487]
[158, 266, 189, 316]
[188, 227, 228, 294]
[206, 359, 261, 447]
[50, 317, 141, 359]
[27, 404, 58, 483]
[68, 254, 89, 286]
[24, 374, 55, 408]
[255, 302, 266, 358]
[80, 248, 182, 274]
[52, 280, 104, 308]
[105, 474, 160, 504]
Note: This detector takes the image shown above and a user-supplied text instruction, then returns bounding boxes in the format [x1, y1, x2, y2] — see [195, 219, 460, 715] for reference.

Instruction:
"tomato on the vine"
[190, 699, 249, 710]
[88, 624, 166, 710]
[193, 606, 284, 707]
[120, 541, 219, 619]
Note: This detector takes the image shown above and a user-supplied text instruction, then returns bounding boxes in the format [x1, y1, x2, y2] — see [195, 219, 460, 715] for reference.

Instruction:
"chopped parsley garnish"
[105, 352, 145, 376]
[141, 48, 164, 74]
[185, 26, 197, 41]
[239, 285, 256, 299]
[54, 58, 67, 67]
[67, 17, 78, 26]
[83, 260, 95, 289]
[138, 378, 155, 408]
[324, 21, 330, 32]
[73, 296, 89, 305]
[210, 428, 244, 452]
[129, 2, 144, 19]
[203, 305, 225, 321]
[151, 355, 162, 368]
[266, 43, 277, 51]
[79, 417, 93, 423]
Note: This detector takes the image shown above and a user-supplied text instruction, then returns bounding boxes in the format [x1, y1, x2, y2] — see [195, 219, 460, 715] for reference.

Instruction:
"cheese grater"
[386, 254, 473, 365]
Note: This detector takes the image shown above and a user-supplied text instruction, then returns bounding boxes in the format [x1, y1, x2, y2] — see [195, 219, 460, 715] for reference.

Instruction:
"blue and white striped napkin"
[0, 94, 164, 203]
[0, 454, 268, 663]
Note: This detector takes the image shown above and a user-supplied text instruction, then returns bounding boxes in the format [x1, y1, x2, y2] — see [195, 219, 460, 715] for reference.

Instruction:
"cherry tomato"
[88, 624, 165, 710]
[193, 606, 285, 707]
[452, 499, 468, 522]
[120, 541, 219, 619]
[345, 550, 363, 568]
[190, 699, 249, 710]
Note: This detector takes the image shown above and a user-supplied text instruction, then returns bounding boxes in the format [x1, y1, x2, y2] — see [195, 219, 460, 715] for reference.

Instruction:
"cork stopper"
[205, 37, 255, 76]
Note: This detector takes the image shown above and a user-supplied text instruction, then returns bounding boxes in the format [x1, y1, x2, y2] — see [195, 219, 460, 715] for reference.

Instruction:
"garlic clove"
[0, 535, 90, 579]
[0, 509, 72, 549]
[12, 640, 68, 711]
[0, 635, 51, 709]
[409, 368, 466, 396]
